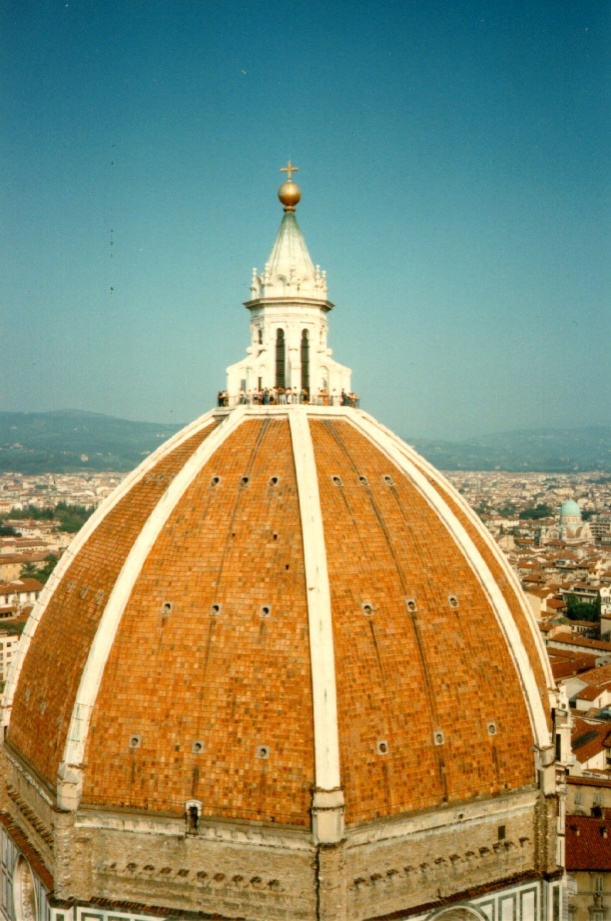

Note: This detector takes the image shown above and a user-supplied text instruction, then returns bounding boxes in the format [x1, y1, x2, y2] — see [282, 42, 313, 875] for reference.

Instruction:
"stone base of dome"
[0, 742, 560, 921]
[0, 815, 563, 921]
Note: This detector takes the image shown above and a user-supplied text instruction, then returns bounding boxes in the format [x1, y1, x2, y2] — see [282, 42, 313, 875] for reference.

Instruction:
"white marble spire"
[249, 211, 328, 301]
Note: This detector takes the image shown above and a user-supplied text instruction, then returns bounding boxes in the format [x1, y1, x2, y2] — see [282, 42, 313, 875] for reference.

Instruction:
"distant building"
[548, 627, 611, 655]
[569, 715, 611, 772]
[600, 587, 611, 639]
[0, 630, 19, 683]
[566, 811, 611, 921]
[0, 536, 48, 556]
[591, 512, 611, 546]
[0, 578, 42, 612]
[567, 775, 611, 815]
[541, 500, 593, 546]
[0, 552, 49, 583]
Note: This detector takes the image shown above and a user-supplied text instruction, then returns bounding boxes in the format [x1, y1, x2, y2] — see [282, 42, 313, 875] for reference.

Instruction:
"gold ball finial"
[278, 160, 301, 211]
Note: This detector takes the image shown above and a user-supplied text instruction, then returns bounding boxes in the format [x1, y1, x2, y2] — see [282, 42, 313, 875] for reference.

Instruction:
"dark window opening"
[187, 806, 199, 833]
[301, 329, 310, 393]
[276, 329, 286, 388]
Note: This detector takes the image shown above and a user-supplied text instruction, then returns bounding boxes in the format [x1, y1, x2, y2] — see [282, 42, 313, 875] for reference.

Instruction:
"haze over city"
[2, 0, 608, 439]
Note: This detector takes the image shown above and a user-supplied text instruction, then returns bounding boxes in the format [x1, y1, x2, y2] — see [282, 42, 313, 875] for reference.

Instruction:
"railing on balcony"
[217, 389, 360, 409]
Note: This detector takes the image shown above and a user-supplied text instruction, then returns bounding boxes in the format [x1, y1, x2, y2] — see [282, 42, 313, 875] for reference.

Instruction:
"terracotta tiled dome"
[0, 170, 566, 921]
[5, 404, 553, 824]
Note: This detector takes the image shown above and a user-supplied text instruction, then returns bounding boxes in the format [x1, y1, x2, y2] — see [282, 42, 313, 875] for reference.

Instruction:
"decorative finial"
[278, 160, 301, 212]
[280, 160, 299, 181]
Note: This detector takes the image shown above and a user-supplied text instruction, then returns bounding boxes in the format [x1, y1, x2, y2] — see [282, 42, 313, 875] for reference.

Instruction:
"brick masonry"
[0, 408, 560, 920]
[8, 424, 219, 786]
[310, 419, 537, 822]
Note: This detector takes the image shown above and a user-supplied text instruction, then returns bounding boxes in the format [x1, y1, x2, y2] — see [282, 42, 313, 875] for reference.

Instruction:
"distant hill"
[408, 426, 611, 472]
[0, 412, 610, 474]
[0, 410, 182, 473]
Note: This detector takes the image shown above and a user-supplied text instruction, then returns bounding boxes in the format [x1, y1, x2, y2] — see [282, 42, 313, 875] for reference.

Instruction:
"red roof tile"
[566, 814, 611, 870]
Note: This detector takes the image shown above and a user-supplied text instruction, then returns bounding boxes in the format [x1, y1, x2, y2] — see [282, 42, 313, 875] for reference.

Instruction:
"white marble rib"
[348, 410, 551, 749]
[1, 408, 218, 726]
[355, 407, 555, 690]
[289, 408, 341, 791]
[58, 406, 248, 800]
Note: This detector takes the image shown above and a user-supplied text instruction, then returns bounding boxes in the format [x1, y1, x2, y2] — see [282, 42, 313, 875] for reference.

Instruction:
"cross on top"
[280, 160, 299, 181]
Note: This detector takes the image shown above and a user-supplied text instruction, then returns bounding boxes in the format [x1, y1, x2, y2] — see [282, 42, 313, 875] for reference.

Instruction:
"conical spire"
[250, 211, 327, 300]
[249, 164, 328, 300]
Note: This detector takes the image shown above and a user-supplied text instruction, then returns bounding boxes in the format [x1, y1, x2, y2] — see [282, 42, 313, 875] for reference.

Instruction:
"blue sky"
[1, 0, 608, 439]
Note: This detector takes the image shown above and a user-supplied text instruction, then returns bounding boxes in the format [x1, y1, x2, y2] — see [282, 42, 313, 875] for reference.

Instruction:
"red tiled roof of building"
[550, 653, 598, 681]
[527, 587, 553, 599]
[571, 718, 611, 764]
[572, 662, 611, 689]
[575, 683, 611, 702]
[549, 633, 611, 653]
[566, 813, 611, 870]
[0, 578, 44, 593]
[0, 552, 48, 565]
[567, 775, 611, 788]
[573, 736, 609, 764]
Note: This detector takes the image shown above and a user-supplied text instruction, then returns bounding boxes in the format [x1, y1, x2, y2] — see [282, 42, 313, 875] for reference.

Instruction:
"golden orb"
[278, 180, 301, 211]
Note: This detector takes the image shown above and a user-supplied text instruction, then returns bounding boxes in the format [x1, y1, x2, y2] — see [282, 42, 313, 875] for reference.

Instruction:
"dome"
[6, 405, 553, 822]
[560, 499, 581, 520]
[0, 169, 566, 921]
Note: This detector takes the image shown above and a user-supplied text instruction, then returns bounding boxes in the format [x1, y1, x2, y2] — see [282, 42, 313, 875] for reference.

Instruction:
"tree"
[9, 505, 54, 521]
[20, 554, 58, 585]
[54, 502, 95, 533]
[565, 593, 601, 623]
[5, 502, 95, 533]
[519, 504, 555, 520]
[20, 561, 41, 580]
